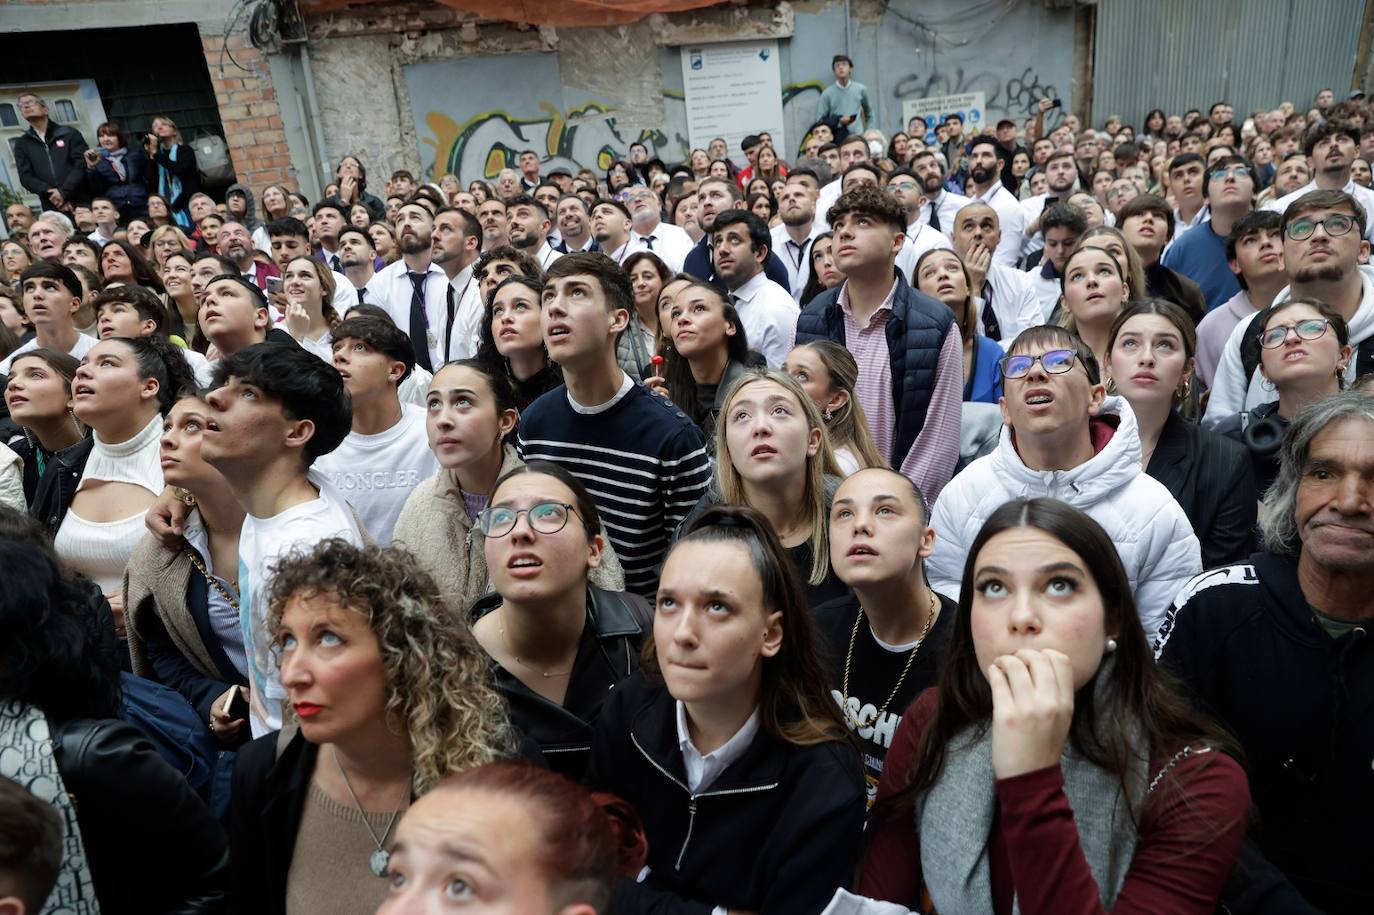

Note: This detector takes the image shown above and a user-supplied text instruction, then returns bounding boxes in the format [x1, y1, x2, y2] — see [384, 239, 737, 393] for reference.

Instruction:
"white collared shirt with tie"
[968, 182, 1027, 267]
[628, 221, 693, 272]
[771, 222, 823, 301]
[728, 270, 800, 367]
[919, 189, 972, 238]
[374, 258, 464, 369]
[446, 263, 484, 361]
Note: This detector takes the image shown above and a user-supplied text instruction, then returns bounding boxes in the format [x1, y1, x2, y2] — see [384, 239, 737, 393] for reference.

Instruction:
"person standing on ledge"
[817, 54, 873, 141]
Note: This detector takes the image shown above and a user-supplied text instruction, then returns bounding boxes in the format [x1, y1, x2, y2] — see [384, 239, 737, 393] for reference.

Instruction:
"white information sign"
[681, 40, 785, 166]
[902, 92, 987, 146]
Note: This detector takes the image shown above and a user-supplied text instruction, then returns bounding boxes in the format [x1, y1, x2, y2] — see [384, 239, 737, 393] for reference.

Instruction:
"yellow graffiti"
[540, 102, 564, 158]
[423, 111, 463, 181]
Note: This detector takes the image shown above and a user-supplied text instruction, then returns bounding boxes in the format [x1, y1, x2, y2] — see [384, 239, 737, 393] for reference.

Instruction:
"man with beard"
[1019, 150, 1079, 258]
[1265, 121, 1374, 244]
[590, 198, 632, 263]
[375, 202, 458, 372]
[217, 220, 279, 289]
[772, 172, 824, 300]
[477, 196, 509, 252]
[910, 149, 969, 237]
[963, 135, 1026, 267]
[1206, 190, 1374, 424]
[430, 205, 484, 359]
[683, 177, 790, 289]
[311, 200, 349, 271]
[554, 195, 597, 254]
[337, 225, 385, 308]
[505, 194, 559, 269]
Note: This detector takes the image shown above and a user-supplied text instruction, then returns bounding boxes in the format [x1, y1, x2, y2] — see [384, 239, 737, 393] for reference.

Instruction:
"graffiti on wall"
[892, 66, 1062, 124]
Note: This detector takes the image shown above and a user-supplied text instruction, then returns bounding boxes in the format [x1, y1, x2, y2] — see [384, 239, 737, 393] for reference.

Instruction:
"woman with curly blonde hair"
[227, 539, 517, 914]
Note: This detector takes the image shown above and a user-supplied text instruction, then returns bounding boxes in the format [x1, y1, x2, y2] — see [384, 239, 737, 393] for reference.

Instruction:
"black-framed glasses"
[1285, 214, 1356, 240]
[475, 501, 577, 538]
[1259, 318, 1332, 349]
[1000, 348, 1079, 380]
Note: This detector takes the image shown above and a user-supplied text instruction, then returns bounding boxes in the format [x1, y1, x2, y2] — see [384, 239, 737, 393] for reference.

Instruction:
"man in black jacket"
[13, 93, 89, 212]
[1156, 390, 1374, 915]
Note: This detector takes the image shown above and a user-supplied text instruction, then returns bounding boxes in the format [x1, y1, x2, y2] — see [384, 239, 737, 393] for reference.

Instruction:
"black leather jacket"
[52, 717, 229, 913]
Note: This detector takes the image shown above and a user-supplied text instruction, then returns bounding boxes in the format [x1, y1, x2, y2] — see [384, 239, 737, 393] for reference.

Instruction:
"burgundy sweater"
[859, 690, 1250, 915]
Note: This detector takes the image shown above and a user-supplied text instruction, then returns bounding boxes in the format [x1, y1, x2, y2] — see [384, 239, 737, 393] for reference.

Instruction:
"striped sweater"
[517, 380, 711, 598]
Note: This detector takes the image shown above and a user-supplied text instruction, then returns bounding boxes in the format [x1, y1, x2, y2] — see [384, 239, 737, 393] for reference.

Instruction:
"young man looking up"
[1024, 203, 1086, 317]
[815, 467, 953, 801]
[336, 225, 383, 307]
[93, 284, 213, 386]
[683, 176, 791, 290]
[0, 261, 95, 374]
[589, 199, 632, 263]
[200, 342, 360, 735]
[87, 197, 119, 246]
[773, 173, 823, 300]
[710, 209, 799, 366]
[199, 274, 296, 360]
[315, 315, 436, 545]
[311, 200, 349, 270]
[430, 205, 485, 360]
[796, 185, 962, 501]
[1265, 120, 1374, 245]
[1019, 150, 1080, 258]
[505, 194, 559, 269]
[929, 325, 1201, 638]
[1194, 210, 1285, 388]
[1119, 194, 1208, 322]
[1167, 152, 1209, 234]
[517, 253, 710, 598]
[1161, 155, 1257, 310]
[816, 53, 873, 138]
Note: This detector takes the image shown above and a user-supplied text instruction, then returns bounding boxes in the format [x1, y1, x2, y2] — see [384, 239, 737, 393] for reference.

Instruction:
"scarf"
[157, 144, 189, 228]
[106, 147, 128, 182]
[917, 660, 1148, 914]
[0, 700, 101, 914]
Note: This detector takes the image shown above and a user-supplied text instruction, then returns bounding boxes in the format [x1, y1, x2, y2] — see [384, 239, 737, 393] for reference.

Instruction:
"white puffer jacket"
[928, 397, 1202, 639]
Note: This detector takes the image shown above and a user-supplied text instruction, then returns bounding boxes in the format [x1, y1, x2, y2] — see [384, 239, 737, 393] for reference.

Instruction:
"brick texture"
[199, 26, 296, 192]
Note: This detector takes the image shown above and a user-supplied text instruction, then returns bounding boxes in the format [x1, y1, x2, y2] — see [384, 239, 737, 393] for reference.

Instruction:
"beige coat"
[123, 523, 222, 681]
[392, 446, 625, 614]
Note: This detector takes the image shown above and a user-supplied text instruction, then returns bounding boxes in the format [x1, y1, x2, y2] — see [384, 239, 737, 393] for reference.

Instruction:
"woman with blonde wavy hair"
[227, 539, 517, 914]
[679, 368, 848, 605]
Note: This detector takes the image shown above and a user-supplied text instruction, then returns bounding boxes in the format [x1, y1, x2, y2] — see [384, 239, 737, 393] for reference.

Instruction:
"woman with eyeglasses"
[1217, 298, 1351, 495]
[468, 462, 645, 781]
[1104, 301, 1257, 568]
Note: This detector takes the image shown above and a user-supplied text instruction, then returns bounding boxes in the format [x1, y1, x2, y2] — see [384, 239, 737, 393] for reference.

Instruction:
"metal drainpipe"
[298, 42, 331, 198]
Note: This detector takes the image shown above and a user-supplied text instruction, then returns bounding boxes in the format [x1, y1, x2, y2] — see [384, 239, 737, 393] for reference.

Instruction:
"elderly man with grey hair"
[1156, 390, 1374, 915]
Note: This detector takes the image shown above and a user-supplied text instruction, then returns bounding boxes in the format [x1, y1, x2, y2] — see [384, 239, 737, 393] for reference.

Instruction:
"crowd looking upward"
[3, 69, 1374, 915]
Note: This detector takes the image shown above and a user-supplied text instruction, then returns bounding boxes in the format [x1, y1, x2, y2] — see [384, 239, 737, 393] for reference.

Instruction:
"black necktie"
[928, 201, 942, 233]
[643, 235, 655, 250]
[330, 254, 341, 272]
[407, 271, 434, 372]
[980, 281, 1001, 342]
[356, 287, 366, 305]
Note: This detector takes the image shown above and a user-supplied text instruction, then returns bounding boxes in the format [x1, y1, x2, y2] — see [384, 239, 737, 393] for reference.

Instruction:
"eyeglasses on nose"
[476, 501, 577, 538]
[1285, 214, 1356, 240]
[1000, 348, 1079, 379]
[1259, 317, 1332, 348]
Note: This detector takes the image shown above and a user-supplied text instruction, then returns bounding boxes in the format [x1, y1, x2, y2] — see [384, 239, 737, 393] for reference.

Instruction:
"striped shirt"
[518, 376, 711, 598]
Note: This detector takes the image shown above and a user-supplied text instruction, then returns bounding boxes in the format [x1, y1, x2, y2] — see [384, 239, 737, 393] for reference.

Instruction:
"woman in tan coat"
[392, 359, 623, 613]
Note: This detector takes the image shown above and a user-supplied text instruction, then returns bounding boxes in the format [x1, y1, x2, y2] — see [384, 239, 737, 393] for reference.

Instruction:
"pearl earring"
[1104, 638, 1118, 654]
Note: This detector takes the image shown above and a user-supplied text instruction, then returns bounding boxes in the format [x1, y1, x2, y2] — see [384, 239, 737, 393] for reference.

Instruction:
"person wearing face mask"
[860, 498, 1249, 915]
[228, 540, 518, 914]
[378, 760, 647, 915]
[928, 326, 1201, 639]
[468, 463, 642, 781]
[587, 505, 866, 915]
[1104, 301, 1256, 568]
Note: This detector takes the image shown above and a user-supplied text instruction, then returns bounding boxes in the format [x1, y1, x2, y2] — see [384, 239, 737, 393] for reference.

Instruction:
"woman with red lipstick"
[468, 462, 642, 781]
[4, 348, 91, 533]
[586, 505, 865, 915]
[645, 280, 750, 439]
[914, 248, 1005, 404]
[1105, 301, 1257, 568]
[1060, 243, 1132, 368]
[1215, 298, 1351, 497]
[393, 360, 623, 613]
[680, 369, 848, 605]
[229, 539, 516, 915]
[125, 393, 250, 746]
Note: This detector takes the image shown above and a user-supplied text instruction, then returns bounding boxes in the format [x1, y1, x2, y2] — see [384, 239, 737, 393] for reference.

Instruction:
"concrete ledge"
[0, 0, 242, 33]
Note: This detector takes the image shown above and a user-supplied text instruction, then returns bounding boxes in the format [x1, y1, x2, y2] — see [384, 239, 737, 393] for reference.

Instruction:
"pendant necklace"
[333, 747, 409, 877]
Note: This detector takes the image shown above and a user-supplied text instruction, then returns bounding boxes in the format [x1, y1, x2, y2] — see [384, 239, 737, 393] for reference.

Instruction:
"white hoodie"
[1202, 264, 1374, 427]
[928, 397, 1201, 639]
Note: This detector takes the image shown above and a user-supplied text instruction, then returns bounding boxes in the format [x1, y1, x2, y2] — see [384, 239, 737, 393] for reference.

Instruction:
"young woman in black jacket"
[4, 348, 92, 533]
[586, 504, 866, 915]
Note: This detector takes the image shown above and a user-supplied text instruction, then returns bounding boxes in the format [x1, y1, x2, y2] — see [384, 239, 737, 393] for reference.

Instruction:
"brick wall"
[199, 27, 296, 192]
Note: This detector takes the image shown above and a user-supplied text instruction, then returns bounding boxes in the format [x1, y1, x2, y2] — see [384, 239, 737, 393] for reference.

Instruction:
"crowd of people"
[1, 61, 1372, 915]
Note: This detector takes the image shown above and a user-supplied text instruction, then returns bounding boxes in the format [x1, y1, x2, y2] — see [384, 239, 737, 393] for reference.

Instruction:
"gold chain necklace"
[184, 549, 240, 611]
[840, 590, 939, 728]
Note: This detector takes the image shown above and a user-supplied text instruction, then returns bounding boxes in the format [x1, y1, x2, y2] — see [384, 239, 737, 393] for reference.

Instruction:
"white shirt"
[1264, 178, 1374, 243]
[445, 263, 484, 361]
[374, 258, 465, 370]
[628, 221, 694, 272]
[1017, 190, 1074, 257]
[241, 469, 363, 737]
[0, 332, 96, 376]
[534, 241, 562, 270]
[313, 403, 437, 545]
[728, 271, 800, 367]
[968, 182, 1026, 267]
[676, 700, 760, 793]
[770, 222, 823, 300]
[337, 270, 386, 314]
[978, 262, 1046, 342]
[896, 224, 952, 284]
[814, 178, 844, 232]
[182, 347, 215, 388]
[1024, 262, 1063, 321]
[919, 190, 972, 237]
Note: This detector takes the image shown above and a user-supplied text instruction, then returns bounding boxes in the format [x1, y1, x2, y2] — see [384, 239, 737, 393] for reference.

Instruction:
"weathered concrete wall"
[306, 0, 1077, 184]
